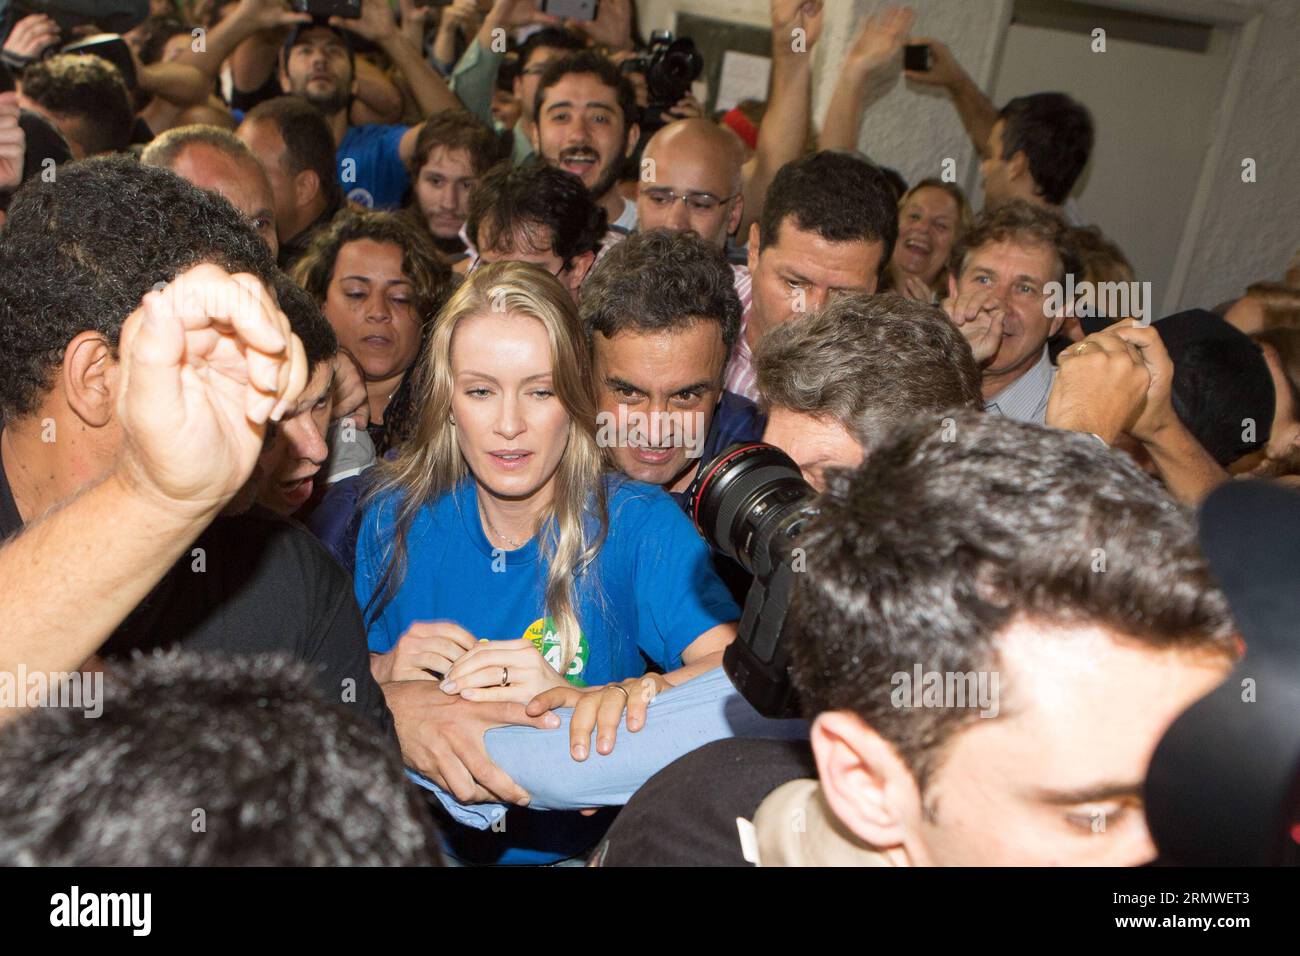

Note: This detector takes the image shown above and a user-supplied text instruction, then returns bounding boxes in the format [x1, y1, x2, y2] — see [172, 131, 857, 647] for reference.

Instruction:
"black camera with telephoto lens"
[685, 442, 818, 719]
[628, 30, 703, 134]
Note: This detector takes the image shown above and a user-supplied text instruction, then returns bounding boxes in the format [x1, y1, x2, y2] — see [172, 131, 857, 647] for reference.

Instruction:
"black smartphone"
[540, 0, 599, 22]
[904, 43, 932, 72]
[0, 61, 13, 95]
[290, 0, 363, 19]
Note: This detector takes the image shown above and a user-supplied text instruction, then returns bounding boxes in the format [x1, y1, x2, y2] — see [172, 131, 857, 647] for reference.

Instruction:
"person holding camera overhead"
[277, 0, 464, 208]
[354, 260, 738, 864]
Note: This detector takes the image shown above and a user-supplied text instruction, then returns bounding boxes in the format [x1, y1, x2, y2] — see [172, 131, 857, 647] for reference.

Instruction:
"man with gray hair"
[141, 124, 280, 260]
[756, 292, 984, 490]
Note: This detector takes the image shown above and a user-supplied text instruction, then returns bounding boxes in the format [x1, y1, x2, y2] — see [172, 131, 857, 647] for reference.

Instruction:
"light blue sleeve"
[408, 667, 808, 829]
[630, 493, 741, 670]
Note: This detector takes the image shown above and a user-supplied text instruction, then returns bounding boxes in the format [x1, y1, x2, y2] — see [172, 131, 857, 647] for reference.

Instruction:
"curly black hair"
[0, 156, 276, 421]
[534, 49, 639, 131]
[290, 208, 456, 453]
[0, 651, 442, 865]
[20, 53, 134, 157]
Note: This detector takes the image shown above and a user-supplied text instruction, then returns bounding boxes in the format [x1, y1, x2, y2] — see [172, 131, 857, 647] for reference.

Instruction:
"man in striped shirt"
[941, 201, 1080, 424]
[732, 152, 898, 402]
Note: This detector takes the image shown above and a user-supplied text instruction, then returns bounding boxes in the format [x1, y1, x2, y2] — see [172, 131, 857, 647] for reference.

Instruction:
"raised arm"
[176, 0, 309, 89]
[903, 36, 999, 157]
[1045, 321, 1231, 506]
[818, 5, 914, 152]
[739, 0, 824, 236]
[0, 265, 307, 700]
[334, 0, 464, 162]
[1107, 322, 1230, 505]
[136, 58, 212, 108]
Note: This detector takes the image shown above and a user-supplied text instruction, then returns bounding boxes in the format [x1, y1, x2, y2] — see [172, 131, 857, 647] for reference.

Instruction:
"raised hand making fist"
[114, 264, 307, 519]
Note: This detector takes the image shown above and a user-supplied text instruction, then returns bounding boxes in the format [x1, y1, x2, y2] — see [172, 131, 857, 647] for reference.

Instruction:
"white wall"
[638, 0, 771, 34]
[821, 0, 1300, 312]
[989, 21, 1232, 314]
[644, 0, 1300, 311]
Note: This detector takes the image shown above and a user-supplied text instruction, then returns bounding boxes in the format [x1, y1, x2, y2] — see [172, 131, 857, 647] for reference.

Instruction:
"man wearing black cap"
[279, 0, 462, 209]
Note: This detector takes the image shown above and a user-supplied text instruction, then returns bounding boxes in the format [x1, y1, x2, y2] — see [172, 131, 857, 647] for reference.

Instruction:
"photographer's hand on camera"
[901, 35, 963, 89]
[666, 91, 704, 121]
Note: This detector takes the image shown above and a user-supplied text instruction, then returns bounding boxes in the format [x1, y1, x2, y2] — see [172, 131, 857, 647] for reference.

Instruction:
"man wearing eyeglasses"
[636, 119, 748, 252]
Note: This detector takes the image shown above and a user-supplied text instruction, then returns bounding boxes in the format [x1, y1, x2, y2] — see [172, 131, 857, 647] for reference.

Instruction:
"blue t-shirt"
[337, 124, 410, 210]
[355, 475, 740, 688]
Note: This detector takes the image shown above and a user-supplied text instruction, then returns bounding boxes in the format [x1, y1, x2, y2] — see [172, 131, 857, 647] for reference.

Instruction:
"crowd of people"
[0, 0, 1297, 868]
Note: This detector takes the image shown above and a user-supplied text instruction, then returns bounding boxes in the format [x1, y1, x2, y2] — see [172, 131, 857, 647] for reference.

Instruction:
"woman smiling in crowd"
[884, 178, 972, 303]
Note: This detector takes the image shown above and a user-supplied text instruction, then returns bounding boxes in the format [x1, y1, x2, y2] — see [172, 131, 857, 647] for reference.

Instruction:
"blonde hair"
[888, 178, 973, 295]
[362, 261, 610, 672]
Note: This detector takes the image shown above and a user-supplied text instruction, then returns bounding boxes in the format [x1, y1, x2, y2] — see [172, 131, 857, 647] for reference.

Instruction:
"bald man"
[636, 119, 746, 251]
[635, 119, 757, 394]
[141, 125, 280, 261]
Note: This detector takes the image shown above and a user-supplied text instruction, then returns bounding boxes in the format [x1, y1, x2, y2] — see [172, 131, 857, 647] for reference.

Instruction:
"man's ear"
[623, 122, 641, 158]
[1008, 149, 1031, 186]
[61, 331, 118, 428]
[810, 710, 926, 865]
[567, 251, 597, 290]
[746, 221, 761, 276]
[947, 271, 959, 301]
[294, 168, 321, 209]
[278, 55, 291, 95]
[726, 192, 745, 238]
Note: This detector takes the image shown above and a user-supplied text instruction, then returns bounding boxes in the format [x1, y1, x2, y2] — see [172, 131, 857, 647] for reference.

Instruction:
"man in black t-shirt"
[0, 157, 390, 735]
